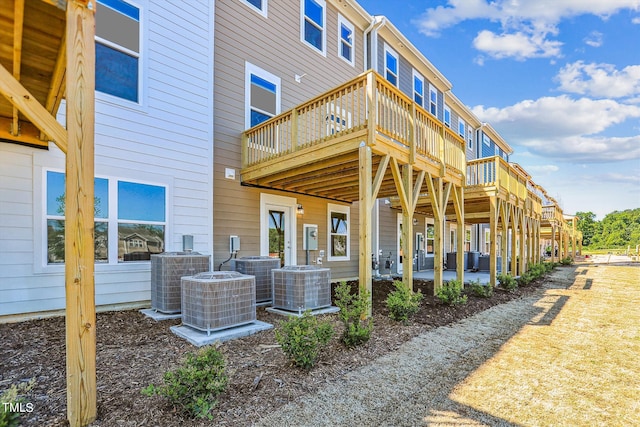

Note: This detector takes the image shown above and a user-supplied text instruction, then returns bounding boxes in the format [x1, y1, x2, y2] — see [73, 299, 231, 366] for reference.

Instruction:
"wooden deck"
[241, 70, 466, 201]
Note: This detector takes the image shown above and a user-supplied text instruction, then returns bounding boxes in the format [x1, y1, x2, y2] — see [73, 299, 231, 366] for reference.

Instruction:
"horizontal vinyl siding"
[213, 0, 365, 275]
[0, 0, 213, 317]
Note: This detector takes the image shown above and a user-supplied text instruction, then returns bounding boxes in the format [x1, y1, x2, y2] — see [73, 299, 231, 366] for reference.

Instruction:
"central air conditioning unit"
[231, 256, 281, 303]
[181, 271, 256, 335]
[150, 252, 210, 313]
[271, 265, 331, 312]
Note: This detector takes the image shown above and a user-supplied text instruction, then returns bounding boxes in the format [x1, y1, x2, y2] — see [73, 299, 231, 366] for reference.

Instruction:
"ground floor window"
[46, 171, 166, 264]
[327, 203, 349, 261]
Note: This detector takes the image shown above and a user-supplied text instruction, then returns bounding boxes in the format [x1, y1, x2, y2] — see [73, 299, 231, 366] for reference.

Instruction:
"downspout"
[364, 16, 386, 73]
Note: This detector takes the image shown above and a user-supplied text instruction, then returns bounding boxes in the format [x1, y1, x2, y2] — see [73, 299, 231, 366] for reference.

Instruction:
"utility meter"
[304, 225, 318, 250]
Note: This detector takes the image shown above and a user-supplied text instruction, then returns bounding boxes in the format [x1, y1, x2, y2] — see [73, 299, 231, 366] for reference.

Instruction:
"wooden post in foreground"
[65, 1, 96, 426]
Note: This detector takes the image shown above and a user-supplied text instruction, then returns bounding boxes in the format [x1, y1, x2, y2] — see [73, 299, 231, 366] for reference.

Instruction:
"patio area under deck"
[396, 156, 543, 287]
[241, 70, 466, 306]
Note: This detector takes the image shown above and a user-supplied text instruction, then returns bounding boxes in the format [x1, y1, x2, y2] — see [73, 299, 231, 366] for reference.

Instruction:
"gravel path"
[255, 269, 577, 427]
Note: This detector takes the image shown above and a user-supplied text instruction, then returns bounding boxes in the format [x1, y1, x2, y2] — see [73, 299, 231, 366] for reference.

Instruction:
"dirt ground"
[1, 278, 540, 426]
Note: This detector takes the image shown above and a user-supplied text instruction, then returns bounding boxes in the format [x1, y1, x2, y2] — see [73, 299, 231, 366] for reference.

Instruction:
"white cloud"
[584, 31, 603, 47]
[413, 0, 639, 59]
[556, 61, 640, 99]
[632, 17, 640, 24]
[472, 96, 640, 162]
[599, 172, 640, 184]
[473, 30, 562, 60]
[525, 165, 560, 174]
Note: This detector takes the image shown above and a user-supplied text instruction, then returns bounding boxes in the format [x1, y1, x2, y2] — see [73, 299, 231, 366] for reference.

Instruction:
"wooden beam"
[370, 154, 389, 210]
[489, 196, 498, 288]
[0, 64, 68, 153]
[12, 0, 25, 136]
[452, 185, 464, 285]
[358, 143, 373, 317]
[0, 118, 48, 148]
[45, 33, 67, 116]
[64, 1, 96, 426]
[42, 0, 68, 10]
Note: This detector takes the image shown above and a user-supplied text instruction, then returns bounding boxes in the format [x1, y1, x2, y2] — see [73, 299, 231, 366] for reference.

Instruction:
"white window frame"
[327, 203, 350, 261]
[444, 104, 451, 128]
[40, 168, 168, 270]
[429, 83, 438, 118]
[241, 0, 268, 17]
[384, 43, 399, 87]
[300, 0, 327, 56]
[245, 62, 281, 129]
[468, 128, 474, 150]
[337, 14, 355, 66]
[412, 69, 424, 108]
[483, 133, 491, 146]
[458, 117, 466, 138]
[95, 0, 145, 109]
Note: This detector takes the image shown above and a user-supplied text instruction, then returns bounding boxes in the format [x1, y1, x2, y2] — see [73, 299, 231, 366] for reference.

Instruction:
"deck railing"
[242, 70, 465, 176]
[466, 156, 530, 199]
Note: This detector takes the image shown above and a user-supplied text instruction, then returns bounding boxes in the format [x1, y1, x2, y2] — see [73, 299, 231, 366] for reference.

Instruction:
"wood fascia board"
[0, 118, 49, 148]
[0, 64, 68, 153]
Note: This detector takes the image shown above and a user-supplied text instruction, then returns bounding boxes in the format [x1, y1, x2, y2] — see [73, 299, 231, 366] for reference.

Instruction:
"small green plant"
[275, 310, 334, 370]
[469, 278, 493, 298]
[0, 379, 35, 427]
[518, 271, 535, 286]
[560, 256, 573, 266]
[497, 273, 518, 291]
[436, 279, 468, 305]
[334, 281, 373, 347]
[386, 280, 423, 324]
[142, 346, 227, 420]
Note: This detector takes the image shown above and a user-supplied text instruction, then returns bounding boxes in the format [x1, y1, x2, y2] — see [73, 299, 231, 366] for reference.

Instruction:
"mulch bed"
[0, 278, 543, 426]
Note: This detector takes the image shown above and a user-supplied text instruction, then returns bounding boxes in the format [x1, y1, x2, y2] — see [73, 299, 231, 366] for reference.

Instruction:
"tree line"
[576, 208, 640, 249]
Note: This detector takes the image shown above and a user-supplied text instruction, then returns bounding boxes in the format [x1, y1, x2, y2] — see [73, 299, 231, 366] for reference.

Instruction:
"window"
[484, 229, 491, 253]
[95, 0, 140, 103]
[413, 70, 424, 107]
[483, 133, 491, 146]
[328, 203, 350, 260]
[245, 62, 281, 128]
[444, 105, 451, 128]
[458, 117, 466, 138]
[301, 0, 326, 55]
[468, 128, 473, 150]
[241, 0, 267, 17]
[46, 171, 166, 264]
[426, 223, 434, 254]
[338, 15, 354, 66]
[384, 43, 399, 87]
[429, 84, 438, 117]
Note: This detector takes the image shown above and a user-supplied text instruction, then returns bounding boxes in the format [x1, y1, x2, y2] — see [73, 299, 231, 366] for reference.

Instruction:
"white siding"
[0, 0, 214, 317]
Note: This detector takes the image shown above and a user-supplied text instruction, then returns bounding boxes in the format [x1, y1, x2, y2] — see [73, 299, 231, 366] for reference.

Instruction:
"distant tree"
[576, 211, 598, 246]
[585, 208, 640, 250]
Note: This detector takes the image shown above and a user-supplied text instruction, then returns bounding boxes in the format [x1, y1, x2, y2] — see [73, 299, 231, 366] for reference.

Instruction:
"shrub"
[275, 310, 334, 370]
[497, 273, 518, 292]
[560, 256, 573, 266]
[142, 346, 227, 420]
[436, 279, 468, 305]
[0, 379, 35, 427]
[386, 280, 423, 324]
[334, 281, 373, 347]
[518, 271, 535, 286]
[469, 278, 493, 298]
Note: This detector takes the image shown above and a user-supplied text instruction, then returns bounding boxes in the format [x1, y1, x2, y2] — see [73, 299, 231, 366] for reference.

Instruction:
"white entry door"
[261, 194, 296, 266]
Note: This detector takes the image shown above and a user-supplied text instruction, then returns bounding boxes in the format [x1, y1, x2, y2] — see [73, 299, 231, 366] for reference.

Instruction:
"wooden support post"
[500, 203, 510, 275]
[359, 143, 373, 317]
[551, 224, 557, 263]
[452, 185, 464, 286]
[510, 211, 518, 276]
[519, 213, 526, 274]
[65, 1, 96, 426]
[489, 197, 498, 288]
[426, 174, 449, 293]
[401, 164, 413, 290]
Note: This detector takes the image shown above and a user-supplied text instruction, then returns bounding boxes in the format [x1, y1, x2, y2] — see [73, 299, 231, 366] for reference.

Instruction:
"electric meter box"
[304, 225, 318, 251]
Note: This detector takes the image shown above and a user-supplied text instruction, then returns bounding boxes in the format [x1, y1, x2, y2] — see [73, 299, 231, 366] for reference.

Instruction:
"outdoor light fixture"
[297, 204, 304, 215]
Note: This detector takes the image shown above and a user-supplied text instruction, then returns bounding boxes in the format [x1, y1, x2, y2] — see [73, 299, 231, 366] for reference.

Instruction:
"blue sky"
[358, 0, 640, 220]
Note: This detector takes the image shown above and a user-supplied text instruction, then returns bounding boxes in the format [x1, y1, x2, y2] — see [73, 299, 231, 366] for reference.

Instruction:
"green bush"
[518, 271, 535, 286]
[142, 346, 227, 420]
[497, 273, 518, 291]
[436, 279, 468, 305]
[334, 281, 373, 347]
[275, 310, 334, 370]
[469, 278, 493, 298]
[386, 280, 423, 324]
[0, 379, 35, 427]
[560, 256, 573, 266]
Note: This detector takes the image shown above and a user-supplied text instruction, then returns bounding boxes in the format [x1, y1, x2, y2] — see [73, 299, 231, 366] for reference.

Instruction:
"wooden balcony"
[241, 70, 466, 202]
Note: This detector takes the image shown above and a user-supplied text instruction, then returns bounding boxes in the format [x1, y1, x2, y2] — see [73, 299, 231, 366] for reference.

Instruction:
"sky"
[358, 0, 640, 220]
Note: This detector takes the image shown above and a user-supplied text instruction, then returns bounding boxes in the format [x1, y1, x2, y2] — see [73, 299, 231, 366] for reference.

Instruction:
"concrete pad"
[266, 306, 340, 317]
[140, 308, 181, 321]
[170, 321, 273, 347]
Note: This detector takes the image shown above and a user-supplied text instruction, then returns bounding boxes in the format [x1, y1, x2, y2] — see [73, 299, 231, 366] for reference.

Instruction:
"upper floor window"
[413, 70, 424, 107]
[444, 105, 451, 128]
[95, 0, 141, 103]
[245, 62, 281, 128]
[241, 0, 267, 17]
[301, 0, 326, 55]
[483, 133, 491, 146]
[46, 171, 166, 264]
[468, 128, 473, 150]
[429, 84, 438, 117]
[384, 44, 399, 87]
[338, 15, 355, 66]
[458, 117, 466, 138]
